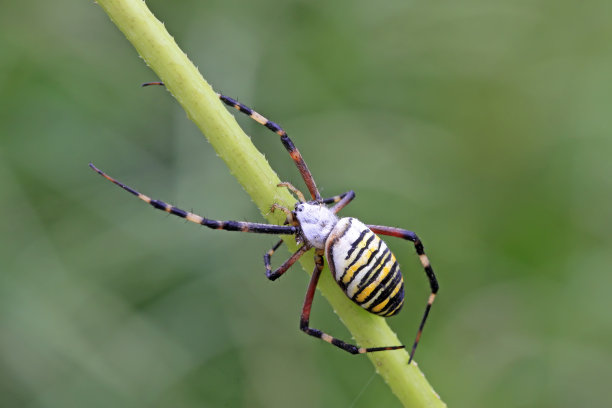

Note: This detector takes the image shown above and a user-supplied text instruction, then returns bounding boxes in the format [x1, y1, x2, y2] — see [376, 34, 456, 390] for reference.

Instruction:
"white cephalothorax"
[295, 202, 338, 249]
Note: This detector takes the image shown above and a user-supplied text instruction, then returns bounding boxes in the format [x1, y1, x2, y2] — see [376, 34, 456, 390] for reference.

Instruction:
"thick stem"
[95, 1, 445, 406]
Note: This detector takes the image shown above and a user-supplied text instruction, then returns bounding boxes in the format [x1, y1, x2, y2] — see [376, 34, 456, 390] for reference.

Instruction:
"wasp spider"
[90, 83, 439, 362]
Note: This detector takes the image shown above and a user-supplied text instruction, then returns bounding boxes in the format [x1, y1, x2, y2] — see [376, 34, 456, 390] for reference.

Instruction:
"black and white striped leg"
[265, 243, 311, 281]
[367, 225, 439, 363]
[141, 82, 321, 201]
[299, 251, 405, 355]
[329, 190, 355, 214]
[218, 95, 321, 201]
[320, 191, 352, 205]
[90, 163, 297, 236]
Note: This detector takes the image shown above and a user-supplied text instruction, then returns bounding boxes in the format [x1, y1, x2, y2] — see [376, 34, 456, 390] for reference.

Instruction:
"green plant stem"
[95, 1, 446, 406]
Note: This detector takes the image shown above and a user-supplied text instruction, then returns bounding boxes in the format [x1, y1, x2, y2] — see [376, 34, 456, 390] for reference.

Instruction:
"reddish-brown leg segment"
[265, 244, 311, 281]
[142, 82, 321, 200]
[299, 250, 405, 354]
[329, 190, 355, 214]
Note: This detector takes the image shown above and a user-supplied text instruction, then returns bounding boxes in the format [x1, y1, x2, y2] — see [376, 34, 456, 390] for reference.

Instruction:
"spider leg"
[270, 203, 296, 225]
[321, 191, 351, 205]
[327, 190, 355, 214]
[218, 95, 321, 201]
[299, 250, 405, 354]
[90, 163, 296, 235]
[264, 239, 284, 276]
[265, 243, 311, 281]
[142, 82, 321, 200]
[277, 182, 306, 203]
[367, 225, 439, 363]
[142, 81, 321, 200]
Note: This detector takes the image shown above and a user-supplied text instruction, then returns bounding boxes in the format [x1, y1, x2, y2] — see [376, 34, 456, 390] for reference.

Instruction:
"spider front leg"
[144, 82, 320, 199]
[299, 251, 405, 354]
[367, 225, 439, 363]
[216, 95, 321, 201]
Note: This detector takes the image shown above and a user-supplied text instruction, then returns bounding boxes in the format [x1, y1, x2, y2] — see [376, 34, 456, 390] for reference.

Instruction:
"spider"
[90, 84, 439, 362]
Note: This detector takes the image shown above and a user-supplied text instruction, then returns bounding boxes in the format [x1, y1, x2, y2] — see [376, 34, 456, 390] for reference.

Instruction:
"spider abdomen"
[325, 218, 404, 317]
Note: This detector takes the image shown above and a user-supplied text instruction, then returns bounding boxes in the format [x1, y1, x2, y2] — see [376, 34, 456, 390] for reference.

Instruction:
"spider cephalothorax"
[294, 202, 338, 249]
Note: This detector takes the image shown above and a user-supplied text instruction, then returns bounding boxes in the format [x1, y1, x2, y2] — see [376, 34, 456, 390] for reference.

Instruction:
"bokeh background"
[2, 1, 611, 407]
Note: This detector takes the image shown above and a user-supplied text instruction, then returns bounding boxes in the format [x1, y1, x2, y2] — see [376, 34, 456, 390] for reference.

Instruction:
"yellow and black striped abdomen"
[325, 218, 404, 317]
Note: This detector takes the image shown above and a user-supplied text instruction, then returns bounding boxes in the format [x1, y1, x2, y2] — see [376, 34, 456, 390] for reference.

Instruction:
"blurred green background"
[1, 0, 611, 407]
